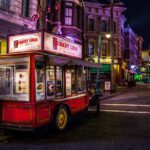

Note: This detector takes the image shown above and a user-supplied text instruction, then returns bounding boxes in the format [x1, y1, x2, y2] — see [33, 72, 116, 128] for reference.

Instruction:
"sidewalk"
[100, 86, 128, 100]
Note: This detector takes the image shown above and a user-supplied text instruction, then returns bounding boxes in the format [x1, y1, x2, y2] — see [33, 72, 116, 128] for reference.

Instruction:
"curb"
[100, 91, 126, 101]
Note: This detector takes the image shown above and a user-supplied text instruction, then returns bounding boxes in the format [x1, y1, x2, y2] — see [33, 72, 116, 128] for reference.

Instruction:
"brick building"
[83, 0, 126, 89]
[124, 26, 143, 81]
[0, 0, 38, 54]
[43, 0, 83, 44]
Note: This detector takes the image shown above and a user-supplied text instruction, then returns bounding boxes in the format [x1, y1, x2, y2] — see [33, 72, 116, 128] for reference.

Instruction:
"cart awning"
[46, 55, 101, 68]
[69, 59, 101, 68]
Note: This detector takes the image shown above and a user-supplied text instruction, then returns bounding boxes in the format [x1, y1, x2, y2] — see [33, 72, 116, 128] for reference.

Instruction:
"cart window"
[71, 68, 76, 94]
[83, 68, 87, 92]
[35, 63, 46, 101]
[77, 67, 82, 93]
[56, 66, 63, 97]
[0, 63, 29, 101]
[47, 66, 55, 99]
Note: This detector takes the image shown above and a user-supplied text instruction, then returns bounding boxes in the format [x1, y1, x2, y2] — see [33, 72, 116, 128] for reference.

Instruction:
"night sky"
[121, 0, 150, 49]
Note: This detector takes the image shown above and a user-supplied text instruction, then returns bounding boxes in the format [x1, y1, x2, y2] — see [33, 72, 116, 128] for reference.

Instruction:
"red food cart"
[0, 31, 100, 132]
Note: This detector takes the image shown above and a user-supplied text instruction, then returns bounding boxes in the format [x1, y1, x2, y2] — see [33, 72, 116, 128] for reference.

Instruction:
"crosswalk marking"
[101, 104, 150, 107]
[101, 109, 150, 114]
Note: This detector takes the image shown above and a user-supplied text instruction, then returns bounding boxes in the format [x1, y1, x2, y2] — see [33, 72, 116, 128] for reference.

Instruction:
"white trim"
[101, 104, 150, 107]
[52, 94, 86, 101]
[62, 25, 82, 32]
[101, 110, 150, 114]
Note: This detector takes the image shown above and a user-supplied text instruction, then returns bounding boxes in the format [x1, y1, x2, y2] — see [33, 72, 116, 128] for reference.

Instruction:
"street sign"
[105, 81, 111, 91]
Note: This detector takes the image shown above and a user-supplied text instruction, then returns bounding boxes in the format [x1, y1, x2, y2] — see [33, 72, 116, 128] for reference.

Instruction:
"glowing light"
[65, 36, 75, 42]
[105, 34, 111, 39]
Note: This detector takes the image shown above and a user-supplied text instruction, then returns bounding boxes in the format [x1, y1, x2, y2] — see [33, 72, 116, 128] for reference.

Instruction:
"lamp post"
[95, 33, 101, 114]
[110, 0, 115, 92]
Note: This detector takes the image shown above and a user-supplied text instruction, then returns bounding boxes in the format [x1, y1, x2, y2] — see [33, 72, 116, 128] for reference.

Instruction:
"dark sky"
[121, 0, 150, 49]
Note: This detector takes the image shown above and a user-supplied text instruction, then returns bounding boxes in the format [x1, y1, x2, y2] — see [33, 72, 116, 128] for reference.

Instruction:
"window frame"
[22, 0, 30, 17]
[88, 18, 94, 31]
[0, 57, 30, 101]
[101, 43, 108, 57]
[64, 2, 73, 26]
[0, 0, 10, 10]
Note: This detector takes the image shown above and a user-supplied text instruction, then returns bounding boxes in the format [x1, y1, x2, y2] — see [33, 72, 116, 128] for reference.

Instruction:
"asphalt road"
[1, 87, 150, 150]
[101, 87, 150, 113]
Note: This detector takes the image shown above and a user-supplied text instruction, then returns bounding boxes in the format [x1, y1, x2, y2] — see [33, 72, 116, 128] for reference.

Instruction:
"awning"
[46, 55, 70, 66]
[46, 54, 101, 68]
[69, 59, 101, 68]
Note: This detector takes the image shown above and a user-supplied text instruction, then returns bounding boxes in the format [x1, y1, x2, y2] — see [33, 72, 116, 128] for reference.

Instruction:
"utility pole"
[110, 0, 115, 92]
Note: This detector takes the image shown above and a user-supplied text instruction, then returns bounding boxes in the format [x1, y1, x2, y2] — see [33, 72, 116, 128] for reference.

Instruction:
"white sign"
[9, 32, 42, 53]
[66, 72, 71, 96]
[105, 81, 111, 91]
[44, 32, 82, 59]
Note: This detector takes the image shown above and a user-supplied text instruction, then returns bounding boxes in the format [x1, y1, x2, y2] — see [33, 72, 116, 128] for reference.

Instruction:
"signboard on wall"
[9, 32, 42, 53]
[105, 81, 111, 91]
[44, 32, 82, 59]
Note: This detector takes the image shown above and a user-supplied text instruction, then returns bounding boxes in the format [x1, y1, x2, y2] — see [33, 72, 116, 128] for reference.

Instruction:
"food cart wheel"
[55, 106, 70, 131]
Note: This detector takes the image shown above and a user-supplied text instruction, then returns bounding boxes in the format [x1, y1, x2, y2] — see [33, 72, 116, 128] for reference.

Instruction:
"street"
[1, 87, 150, 150]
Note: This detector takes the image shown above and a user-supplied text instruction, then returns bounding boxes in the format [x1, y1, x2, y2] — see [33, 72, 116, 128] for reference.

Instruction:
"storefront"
[0, 30, 100, 131]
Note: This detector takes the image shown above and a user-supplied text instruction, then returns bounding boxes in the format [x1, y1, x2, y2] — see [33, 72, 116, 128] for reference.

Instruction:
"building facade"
[124, 26, 143, 81]
[0, 0, 38, 54]
[42, 0, 83, 44]
[83, 0, 126, 90]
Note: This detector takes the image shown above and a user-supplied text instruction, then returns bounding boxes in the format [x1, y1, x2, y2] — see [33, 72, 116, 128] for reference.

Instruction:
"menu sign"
[44, 32, 82, 59]
[9, 32, 42, 53]
[15, 71, 28, 94]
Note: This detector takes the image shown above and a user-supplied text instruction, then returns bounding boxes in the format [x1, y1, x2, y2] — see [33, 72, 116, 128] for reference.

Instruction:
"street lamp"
[95, 33, 101, 114]
[110, 0, 115, 92]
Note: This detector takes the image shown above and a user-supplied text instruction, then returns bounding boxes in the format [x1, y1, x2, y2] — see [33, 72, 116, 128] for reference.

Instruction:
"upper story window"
[88, 18, 94, 31]
[64, 2, 73, 25]
[113, 22, 116, 34]
[88, 42, 94, 56]
[114, 44, 117, 57]
[22, 0, 30, 17]
[0, 0, 10, 10]
[101, 43, 107, 56]
[101, 20, 108, 32]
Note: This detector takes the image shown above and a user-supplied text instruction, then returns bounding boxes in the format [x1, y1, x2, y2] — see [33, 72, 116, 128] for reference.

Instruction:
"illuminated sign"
[9, 32, 42, 53]
[8, 31, 82, 59]
[44, 32, 82, 59]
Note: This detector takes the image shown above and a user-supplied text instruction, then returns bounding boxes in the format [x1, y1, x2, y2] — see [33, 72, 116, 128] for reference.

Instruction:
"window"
[88, 42, 94, 56]
[101, 43, 107, 56]
[77, 67, 82, 93]
[71, 68, 76, 94]
[35, 63, 45, 101]
[88, 18, 94, 31]
[64, 2, 73, 25]
[56, 66, 63, 97]
[47, 66, 55, 99]
[113, 22, 116, 34]
[101, 20, 108, 32]
[0, 0, 10, 10]
[114, 44, 117, 57]
[0, 58, 29, 101]
[22, 0, 29, 17]
[46, 66, 63, 99]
